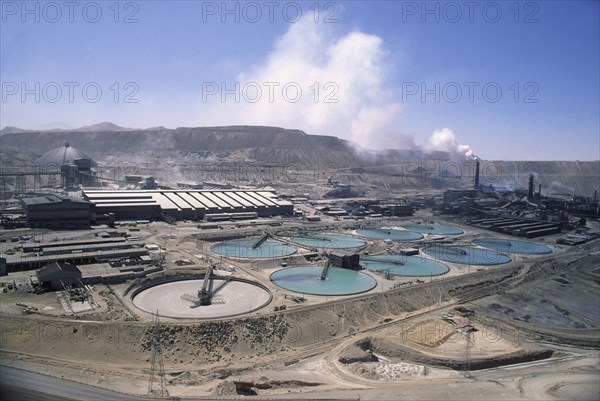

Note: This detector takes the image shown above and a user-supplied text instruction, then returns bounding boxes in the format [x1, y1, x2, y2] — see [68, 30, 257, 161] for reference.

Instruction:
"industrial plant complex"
[0, 129, 599, 400]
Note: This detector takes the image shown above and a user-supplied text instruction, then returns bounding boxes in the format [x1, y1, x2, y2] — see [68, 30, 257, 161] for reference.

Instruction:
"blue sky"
[1, 0, 598, 160]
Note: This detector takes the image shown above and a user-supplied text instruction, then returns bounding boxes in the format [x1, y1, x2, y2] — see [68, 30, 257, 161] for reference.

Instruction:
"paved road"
[0, 366, 150, 401]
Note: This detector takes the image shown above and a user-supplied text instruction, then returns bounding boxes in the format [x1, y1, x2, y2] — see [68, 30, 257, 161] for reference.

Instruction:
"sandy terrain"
[1, 222, 598, 400]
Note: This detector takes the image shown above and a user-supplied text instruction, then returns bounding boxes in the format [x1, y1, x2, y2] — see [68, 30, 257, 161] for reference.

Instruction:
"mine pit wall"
[355, 337, 555, 371]
[471, 253, 600, 349]
[1, 264, 528, 366]
[472, 312, 600, 349]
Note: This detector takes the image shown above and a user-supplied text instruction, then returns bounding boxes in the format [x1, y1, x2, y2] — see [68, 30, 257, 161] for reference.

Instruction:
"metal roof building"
[35, 143, 97, 166]
[36, 262, 82, 290]
[82, 189, 294, 220]
[21, 195, 93, 228]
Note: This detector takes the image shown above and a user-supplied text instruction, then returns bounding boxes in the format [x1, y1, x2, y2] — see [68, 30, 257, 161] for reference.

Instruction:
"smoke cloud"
[202, 16, 402, 149]
[547, 181, 575, 195]
[202, 16, 476, 159]
[423, 128, 475, 159]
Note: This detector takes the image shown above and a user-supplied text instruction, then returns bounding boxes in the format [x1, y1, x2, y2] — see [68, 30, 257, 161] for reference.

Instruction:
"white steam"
[547, 181, 575, 195]
[202, 16, 476, 159]
[423, 128, 475, 159]
[202, 16, 402, 148]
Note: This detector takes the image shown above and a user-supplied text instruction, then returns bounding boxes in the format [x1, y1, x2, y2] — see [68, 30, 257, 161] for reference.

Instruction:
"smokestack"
[474, 159, 480, 189]
[528, 174, 534, 200]
[538, 184, 542, 197]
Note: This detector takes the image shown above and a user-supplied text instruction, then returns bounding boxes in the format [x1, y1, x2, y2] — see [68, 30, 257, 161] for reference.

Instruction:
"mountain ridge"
[1, 125, 597, 195]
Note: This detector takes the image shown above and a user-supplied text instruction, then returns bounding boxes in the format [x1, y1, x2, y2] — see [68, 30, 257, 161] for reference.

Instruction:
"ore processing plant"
[1, 140, 599, 400]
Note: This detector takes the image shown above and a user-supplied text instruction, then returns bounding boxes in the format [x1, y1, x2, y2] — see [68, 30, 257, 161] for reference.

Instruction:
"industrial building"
[36, 143, 97, 187]
[327, 252, 361, 270]
[21, 195, 93, 228]
[369, 204, 415, 217]
[469, 216, 561, 238]
[36, 262, 82, 290]
[82, 189, 294, 220]
[4, 236, 150, 272]
[36, 143, 96, 167]
[443, 189, 482, 207]
[16, 189, 293, 227]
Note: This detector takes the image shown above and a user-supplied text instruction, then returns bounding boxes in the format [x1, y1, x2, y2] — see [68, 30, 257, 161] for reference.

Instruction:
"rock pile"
[140, 315, 289, 359]
[238, 315, 289, 352]
[373, 362, 426, 379]
[183, 321, 239, 357]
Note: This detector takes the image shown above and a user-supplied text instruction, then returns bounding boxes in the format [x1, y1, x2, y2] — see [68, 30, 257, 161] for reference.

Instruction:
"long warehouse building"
[82, 189, 294, 220]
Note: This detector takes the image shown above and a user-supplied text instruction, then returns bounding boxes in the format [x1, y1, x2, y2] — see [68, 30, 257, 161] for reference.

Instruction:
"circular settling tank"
[131, 278, 271, 319]
[402, 223, 464, 235]
[211, 239, 296, 258]
[361, 255, 449, 277]
[472, 238, 552, 255]
[270, 266, 377, 296]
[291, 234, 366, 249]
[356, 228, 423, 241]
[423, 245, 511, 265]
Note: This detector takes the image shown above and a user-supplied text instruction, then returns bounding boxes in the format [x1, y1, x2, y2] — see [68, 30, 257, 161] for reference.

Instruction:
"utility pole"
[148, 310, 169, 398]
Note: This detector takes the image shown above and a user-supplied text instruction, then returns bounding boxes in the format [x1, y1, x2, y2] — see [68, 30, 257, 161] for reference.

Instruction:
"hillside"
[1, 125, 597, 195]
[1, 126, 356, 165]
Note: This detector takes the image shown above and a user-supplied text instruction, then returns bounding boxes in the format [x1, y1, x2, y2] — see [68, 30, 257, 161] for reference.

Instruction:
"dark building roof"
[21, 195, 91, 207]
[37, 262, 81, 280]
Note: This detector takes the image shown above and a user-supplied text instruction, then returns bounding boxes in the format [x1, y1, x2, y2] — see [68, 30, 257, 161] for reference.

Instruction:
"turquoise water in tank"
[269, 266, 377, 296]
[423, 245, 511, 265]
[210, 239, 297, 258]
[290, 234, 366, 249]
[361, 255, 449, 277]
[473, 238, 552, 255]
[356, 228, 423, 241]
[402, 223, 464, 235]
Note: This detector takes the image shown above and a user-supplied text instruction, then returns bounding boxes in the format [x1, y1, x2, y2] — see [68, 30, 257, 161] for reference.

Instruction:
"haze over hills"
[0, 126, 33, 135]
[1, 124, 441, 165]
[71, 122, 133, 132]
[1, 124, 598, 195]
[0, 122, 164, 134]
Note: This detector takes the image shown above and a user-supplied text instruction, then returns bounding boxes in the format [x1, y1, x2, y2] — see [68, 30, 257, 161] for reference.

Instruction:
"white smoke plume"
[202, 16, 402, 149]
[423, 128, 475, 159]
[201, 15, 476, 160]
[547, 181, 575, 195]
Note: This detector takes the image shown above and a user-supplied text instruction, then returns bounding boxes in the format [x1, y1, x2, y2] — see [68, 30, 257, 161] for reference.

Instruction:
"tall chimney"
[538, 184, 542, 196]
[474, 159, 480, 189]
[528, 174, 534, 200]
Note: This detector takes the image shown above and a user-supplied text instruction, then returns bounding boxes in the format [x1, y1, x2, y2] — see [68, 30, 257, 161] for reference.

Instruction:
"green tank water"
[211, 239, 297, 258]
[270, 266, 377, 296]
[361, 254, 449, 276]
[402, 223, 464, 235]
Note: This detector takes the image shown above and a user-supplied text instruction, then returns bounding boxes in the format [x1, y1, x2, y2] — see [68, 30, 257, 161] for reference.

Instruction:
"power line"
[148, 310, 169, 398]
